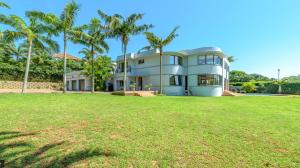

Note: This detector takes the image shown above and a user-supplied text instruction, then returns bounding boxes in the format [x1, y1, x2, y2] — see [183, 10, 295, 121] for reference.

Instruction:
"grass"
[0, 94, 299, 167]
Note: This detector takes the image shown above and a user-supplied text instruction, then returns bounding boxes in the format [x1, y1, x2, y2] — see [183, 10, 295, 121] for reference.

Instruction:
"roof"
[52, 53, 81, 61]
[116, 47, 227, 61]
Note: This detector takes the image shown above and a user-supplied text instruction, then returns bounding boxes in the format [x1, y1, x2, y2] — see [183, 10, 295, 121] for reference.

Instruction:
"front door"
[72, 80, 77, 91]
[138, 77, 143, 90]
[185, 76, 188, 91]
[79, 79, 85, 91]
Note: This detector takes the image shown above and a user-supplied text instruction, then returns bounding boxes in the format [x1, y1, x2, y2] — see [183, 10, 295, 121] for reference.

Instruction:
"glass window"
[214, 56, 222, 65]
[206, 55, 214, 64]
[138, 59, 144, 64]
[170, 75, 182, 86]
[169, 56, 183, 65]
[198, 74, 222, 86]
[198, 56, 206, 64]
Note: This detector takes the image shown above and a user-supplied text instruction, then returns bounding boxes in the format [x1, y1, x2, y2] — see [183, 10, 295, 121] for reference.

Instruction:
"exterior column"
[222, 58, 225, 93]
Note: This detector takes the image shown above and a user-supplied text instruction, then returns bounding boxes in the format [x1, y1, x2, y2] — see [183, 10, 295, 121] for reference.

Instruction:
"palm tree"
[0, 15, 59, 93]
[98, 10, 152, 92]
[142, 26, 179, 94]
[74, 18, 109, 93]
[26, 1, 84, 93]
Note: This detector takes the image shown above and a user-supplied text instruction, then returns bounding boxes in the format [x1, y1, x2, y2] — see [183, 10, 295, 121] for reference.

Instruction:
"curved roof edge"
[180, 47, 223, 55]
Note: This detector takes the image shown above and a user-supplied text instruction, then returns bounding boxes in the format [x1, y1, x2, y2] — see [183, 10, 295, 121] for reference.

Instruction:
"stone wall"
[0, 81, 63, 90]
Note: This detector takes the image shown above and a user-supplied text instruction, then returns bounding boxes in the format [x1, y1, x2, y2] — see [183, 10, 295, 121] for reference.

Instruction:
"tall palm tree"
[74, 18, 109, 93]
[26, 1, 84, 93]
[142, 26, 179, 94]
[98, 10, 152, 92]
[0, 15, 59, 93]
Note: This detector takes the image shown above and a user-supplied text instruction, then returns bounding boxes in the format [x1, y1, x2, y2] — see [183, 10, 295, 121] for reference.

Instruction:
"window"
[117, 62, 125, 72]
[170, 75, 182, 86]
[198, 56, 206, 64]
[214, 56, 222, 65]
[138, 59, 144, 64]
[197, 55, 222, 65]
[169, 56, 183, 65]
[206, 55, 214, 64]
[198, 74, 222, 86]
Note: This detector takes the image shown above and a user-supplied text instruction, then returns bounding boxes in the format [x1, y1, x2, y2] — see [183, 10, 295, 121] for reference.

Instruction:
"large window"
[138, 59, 144, 64]
[198, 55, 222, 65]
[198, 74, 222, 86]
[117, 62, 125, 72]
[170, 75, 182, 86]
[117, 62, 130, 72]
[169, 56, 183, 65]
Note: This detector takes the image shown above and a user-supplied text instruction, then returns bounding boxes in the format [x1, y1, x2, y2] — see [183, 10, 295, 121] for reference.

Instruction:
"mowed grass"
[0, 94, 299, 167]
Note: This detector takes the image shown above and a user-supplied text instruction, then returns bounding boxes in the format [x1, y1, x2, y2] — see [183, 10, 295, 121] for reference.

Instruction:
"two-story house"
[113, 47, 230, 96]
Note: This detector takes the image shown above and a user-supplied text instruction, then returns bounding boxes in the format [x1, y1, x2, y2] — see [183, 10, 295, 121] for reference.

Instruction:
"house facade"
[113, 47, 230, 96]
[66, 71, 92, 91]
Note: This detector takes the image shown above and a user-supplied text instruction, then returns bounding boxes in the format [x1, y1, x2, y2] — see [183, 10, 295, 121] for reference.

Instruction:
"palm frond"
[162, 26, 179, 46]
[3, 30, 25, 42]
[60, 0, 80, 29]
[0, 1, 10, 9]
[26, 11, 60, 26]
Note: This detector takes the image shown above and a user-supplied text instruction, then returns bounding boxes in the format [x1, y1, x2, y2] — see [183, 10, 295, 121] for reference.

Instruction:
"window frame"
[138, 59, 145, 64]
[198, 74, 222, 86]
[169, 56, 183, 66]
[169, 75, 183, 86]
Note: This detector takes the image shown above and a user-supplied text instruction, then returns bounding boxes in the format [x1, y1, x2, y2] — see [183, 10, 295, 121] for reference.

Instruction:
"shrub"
[241, 82, 256, 93]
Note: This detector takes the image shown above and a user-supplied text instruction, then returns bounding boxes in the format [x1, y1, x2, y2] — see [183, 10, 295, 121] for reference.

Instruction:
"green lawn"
[0, 94, 299, 167]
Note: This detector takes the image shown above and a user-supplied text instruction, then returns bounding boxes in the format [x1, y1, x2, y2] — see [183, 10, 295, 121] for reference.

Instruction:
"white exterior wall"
[66, 71, 92, 91]
[113, 47, 230, 97]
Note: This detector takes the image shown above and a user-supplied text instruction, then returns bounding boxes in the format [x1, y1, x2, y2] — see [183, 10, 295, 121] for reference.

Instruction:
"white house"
[113, 47, 230, 96]
[66, 71, 92, 91]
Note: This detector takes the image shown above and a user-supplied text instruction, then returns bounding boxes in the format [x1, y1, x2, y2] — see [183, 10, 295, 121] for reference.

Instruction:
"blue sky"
[2, 0, 300, 78]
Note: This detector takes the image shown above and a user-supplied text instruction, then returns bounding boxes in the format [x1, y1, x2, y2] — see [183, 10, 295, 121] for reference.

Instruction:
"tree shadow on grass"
[0, 131, 116, 167]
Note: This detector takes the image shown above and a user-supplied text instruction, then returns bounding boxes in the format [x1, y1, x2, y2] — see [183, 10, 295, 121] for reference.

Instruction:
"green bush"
[241, 82, 257, 93]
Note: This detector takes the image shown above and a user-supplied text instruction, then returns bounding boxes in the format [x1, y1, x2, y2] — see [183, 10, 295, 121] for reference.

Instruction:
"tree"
[0, 15, 59, 93]
[26, 1, 84, 93]
[249, 73, 270, 81]
[83, 55, 113, 91]
[229, 70, 252, 82]
[74, 18, 109, 93]
[142, 26, 179, 94]
[98, 10, 152, 92]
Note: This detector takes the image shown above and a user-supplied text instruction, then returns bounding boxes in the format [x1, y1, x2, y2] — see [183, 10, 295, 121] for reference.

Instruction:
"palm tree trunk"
[63, 33, 67, 93]
[22, 40, 32, 94]
[123, 43, 127, 92]
[91, 45, 95, 93]
[159, 47, 163, 94]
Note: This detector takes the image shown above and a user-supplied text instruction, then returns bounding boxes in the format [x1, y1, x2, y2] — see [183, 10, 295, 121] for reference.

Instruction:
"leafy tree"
[0, 15, 59, 93]
[229, 70, 252, 82]
[26, 1, 85, 93]
[98, 10, 152, 92]
[249, 73, 270, 81]
[142, 26, 179, 94]
[83, 55, 113, 91]
[242, 82, 256, 93]
[74, 18, 109, 93]
[282, 75, 300, 82]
